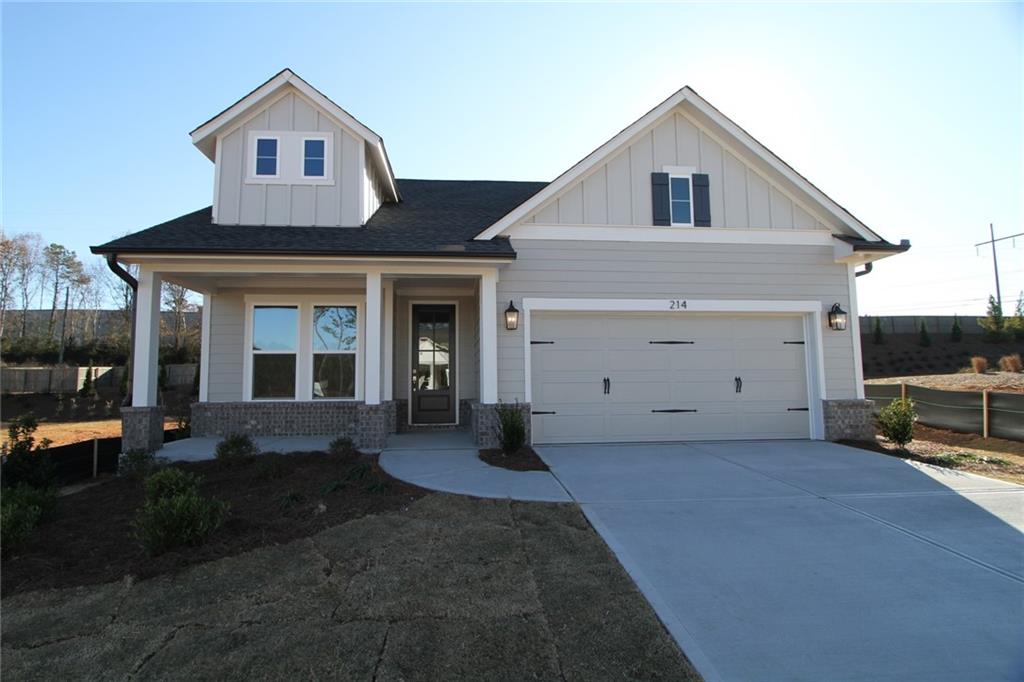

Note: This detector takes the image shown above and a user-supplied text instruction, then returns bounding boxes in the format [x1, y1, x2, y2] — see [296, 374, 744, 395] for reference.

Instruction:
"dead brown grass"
[971, 355, 989, 373]
[998, 353, 1022, 373]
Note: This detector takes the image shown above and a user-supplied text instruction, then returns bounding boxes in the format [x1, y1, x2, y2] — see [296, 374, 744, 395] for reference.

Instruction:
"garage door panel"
[740, 380, 807, 402]
[668, 349, 735, 370]
[670, 380, 736, 402]
[740, 411, 808, 437]
[607, 349, 668, 371]
[534, 348, 603, 372]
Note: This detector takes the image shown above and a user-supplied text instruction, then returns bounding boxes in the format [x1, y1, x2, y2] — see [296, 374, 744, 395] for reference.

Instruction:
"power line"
[974, 225, 1024, 308]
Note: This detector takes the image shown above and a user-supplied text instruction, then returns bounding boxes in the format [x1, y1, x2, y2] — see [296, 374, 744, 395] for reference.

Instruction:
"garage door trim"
[522, 298, 826, 440]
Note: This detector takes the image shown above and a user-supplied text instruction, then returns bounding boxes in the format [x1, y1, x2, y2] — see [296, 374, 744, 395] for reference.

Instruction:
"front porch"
[122, 257, 512, 452]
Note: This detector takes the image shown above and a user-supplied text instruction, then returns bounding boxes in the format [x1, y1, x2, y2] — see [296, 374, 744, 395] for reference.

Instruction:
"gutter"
[105, 254, 138, 406]
[855, 262, 873, 278]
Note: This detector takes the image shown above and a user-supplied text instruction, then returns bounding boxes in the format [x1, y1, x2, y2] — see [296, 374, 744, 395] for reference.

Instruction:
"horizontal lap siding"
[497, 240, 855, 402]
[207, 293, 245, 402]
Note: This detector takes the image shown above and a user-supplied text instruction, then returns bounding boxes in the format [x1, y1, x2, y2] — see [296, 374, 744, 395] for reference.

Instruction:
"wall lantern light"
[504, 301, 520, 331]
[828, 303, 848, 331]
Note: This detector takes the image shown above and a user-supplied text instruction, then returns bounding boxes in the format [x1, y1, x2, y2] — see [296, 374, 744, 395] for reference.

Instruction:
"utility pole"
[974, 225, 1023, 309]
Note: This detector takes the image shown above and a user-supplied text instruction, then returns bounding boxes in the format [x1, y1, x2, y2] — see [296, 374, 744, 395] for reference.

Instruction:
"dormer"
[190, 69, 399, 227]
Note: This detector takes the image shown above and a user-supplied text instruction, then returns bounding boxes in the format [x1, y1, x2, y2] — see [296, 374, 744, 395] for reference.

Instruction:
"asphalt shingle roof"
[91, 179, 548, 258]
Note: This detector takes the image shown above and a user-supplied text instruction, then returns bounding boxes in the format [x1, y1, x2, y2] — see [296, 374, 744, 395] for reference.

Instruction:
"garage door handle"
[603, 377, 610, 395]
[651, 409, 698, 413]
[532, 411, 557, 415]
[735, 376, 743, 393]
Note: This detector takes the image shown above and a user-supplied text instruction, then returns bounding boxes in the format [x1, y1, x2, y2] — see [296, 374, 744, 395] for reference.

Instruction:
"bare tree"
[14, 233, 43, 338]
[162, 283, 195, 350]
[0, 234, 21, 337]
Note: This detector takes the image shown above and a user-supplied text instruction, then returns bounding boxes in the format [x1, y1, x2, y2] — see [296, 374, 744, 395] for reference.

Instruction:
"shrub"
[79, 361, 95, 398]
[2, 416, 55, 489]
[4, 484, 57, 521]
[134, 491, 229, 556]
[950, 314, 962, 342]
[329, 436, 356, 456]
[119, 449, 167, 478]
[192, 363, 201, 396]
[157, 364, 168, 391]
[2, 495, 42, 554]
[998, 353, 1022, 373]
[978, 295, 1006, 342]
[145, 467, 202, 502]
[119, 365, 129, 397]
[495, 401, 527, 455]
[872, 317, 884, 345]
[970, 356, 988, 374]
[215, 433, 259, 464]
[1008, 292, 1024, 340]
[878, 398, 916, 447]
[917, 319, 931, 347]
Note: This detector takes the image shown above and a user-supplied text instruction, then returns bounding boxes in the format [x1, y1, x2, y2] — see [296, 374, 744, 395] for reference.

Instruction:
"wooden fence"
[864, 383, 1024, 441]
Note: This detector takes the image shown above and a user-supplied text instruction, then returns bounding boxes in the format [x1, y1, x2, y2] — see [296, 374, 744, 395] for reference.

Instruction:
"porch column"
[198, 293, 211, 402]
[364, 271, 382, 405]
[132, 266, 162, 407]
[479, 269, 498, 404]
[382, 280, 394, 402]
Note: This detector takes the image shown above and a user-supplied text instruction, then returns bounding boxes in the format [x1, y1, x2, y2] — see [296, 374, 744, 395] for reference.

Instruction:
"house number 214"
[668, 299, 687, 310]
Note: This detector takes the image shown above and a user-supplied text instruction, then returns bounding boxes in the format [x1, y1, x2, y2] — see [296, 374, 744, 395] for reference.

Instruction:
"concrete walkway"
[536, 440, 1024, 682]
[161, 435, 335, 462]
[378, 431, 572, 503]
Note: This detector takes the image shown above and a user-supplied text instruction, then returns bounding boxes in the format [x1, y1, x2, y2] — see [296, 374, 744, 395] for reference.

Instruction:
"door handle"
[735, 376, 743, 393]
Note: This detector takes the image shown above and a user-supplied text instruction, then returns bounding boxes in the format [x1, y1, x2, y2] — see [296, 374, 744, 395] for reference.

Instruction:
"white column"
[479, 269, 498, 404]
[847, 263, 866, 399]
[364, 271, 382, 405]
[132, 267, 162, 407]
[199, 293, 212, 402]
[382, 280, 394, 402]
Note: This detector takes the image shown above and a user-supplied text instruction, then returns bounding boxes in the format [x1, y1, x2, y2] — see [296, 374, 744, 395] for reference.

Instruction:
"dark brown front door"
[411, 304, 456, 424]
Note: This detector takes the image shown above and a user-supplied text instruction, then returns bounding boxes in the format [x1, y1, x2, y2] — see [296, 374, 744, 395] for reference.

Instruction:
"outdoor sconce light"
[828, 303, 848, 331]
[504, 300, 520, 331]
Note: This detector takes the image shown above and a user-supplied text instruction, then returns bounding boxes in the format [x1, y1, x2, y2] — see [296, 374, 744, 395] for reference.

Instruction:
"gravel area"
[865, 372, 1024, 393]
[2, 494, 700, 681]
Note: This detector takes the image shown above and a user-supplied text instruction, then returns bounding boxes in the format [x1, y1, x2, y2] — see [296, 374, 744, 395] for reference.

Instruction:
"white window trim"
[520, 297, 827, 441]
[251, 134, 281, 180]
[407, 300, 460, 427]
[664, 165, 696, 227]
[310, 300, 360, 401]
[300, 135, 332, 181]
[243, 294, 364, 402]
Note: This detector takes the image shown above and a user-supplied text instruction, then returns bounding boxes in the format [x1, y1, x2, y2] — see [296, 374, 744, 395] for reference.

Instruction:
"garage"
[530, 312, 812, 443]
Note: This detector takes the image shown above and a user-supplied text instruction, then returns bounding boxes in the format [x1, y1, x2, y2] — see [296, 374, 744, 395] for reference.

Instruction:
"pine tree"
[1007, 291, 1024, 340]
[978, 295, 1006, 342]
[918, 319, 931, 347]
[872, 317, 884, 345]
[79, 361, 94, 397]
[950, 314, 963, 342]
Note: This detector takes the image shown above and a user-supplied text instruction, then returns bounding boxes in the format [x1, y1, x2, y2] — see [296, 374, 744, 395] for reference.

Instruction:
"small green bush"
[329, 436, 356, 456]
[2, 416, 55, 489]
[872, 317, 884, 345]
[495, 401, 527, 455]
[119, 449, 167, 478]
[134, 491, 229, 556]
[145, 468, 202, 502]
[950, 314, 962, 342]
[978, 295, 1006, 342]
[79, 361, 95, 398]
[215, 433, 259, 464]
[4, 484, 57, 520]
[918, 319, 931, 347]
[2, 495, 42, 554]
[878, 398, 916, 447]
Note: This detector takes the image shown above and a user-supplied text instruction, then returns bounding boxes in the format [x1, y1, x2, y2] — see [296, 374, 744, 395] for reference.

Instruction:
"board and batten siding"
[523, 108, 831, 231]
[496, 240, 858, 402]
[393, 294, 480, 403]
[215, 90, 364, 227]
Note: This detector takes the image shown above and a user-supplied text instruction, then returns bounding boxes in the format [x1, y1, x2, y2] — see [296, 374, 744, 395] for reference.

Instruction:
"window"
[303, 138, 326, 177]
[255, 137, 278, 177]
[312, 306, 357, 399]
[251, 306, 298, 398]
[670, 175, 692, 226]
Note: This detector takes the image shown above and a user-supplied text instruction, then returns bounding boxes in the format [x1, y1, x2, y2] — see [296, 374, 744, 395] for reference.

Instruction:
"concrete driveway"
[536, 440, 1024, 682]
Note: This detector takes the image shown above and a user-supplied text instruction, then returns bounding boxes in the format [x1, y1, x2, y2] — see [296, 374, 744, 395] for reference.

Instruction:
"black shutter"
[651, 172, 670, 226]
[692, 173, 711, 227]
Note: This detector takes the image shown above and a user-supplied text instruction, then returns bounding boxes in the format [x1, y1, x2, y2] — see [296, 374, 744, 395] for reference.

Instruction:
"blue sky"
[3, 2, 1021, 315]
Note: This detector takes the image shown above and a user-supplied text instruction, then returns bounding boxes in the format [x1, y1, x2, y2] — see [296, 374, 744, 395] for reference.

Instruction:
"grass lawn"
[1, 451, 700, 680]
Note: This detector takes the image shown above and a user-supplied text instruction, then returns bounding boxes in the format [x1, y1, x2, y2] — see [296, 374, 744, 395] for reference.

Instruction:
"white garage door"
[530, 313, 811, 443]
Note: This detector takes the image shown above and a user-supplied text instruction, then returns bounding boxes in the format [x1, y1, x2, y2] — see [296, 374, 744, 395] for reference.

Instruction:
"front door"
[411, 304, 456, 424]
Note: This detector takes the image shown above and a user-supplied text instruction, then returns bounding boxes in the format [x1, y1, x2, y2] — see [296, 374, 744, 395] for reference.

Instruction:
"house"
[93, 69, 909, 453]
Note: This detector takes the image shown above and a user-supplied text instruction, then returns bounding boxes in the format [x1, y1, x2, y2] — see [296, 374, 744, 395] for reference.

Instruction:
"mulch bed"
[479, 446, 549, 472]
[839, 434, 1024, 485]
[1, 451, 427, 597]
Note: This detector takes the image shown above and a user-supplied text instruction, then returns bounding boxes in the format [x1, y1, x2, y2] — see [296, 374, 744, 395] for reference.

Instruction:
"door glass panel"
[414, 309, 452, 391]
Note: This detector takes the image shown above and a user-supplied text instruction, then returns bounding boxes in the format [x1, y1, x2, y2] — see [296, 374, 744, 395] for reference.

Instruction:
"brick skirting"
[121, 406, 165, 453]
[470, 401, 532, 448]
[823, 399, 875, 441]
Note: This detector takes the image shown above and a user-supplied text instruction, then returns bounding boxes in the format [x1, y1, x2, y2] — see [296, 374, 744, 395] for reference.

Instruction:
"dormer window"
[254, 137, 278, 177]
[303, 138, 326, 178]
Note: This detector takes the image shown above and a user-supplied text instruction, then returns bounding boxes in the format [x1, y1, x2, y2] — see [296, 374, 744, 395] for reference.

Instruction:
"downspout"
[105, 254, 138, 406]
[854, 262, 873, 277]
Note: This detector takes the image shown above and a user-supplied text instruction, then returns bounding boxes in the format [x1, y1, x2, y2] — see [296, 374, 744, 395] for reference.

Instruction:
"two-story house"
[93, 69, 908, 453]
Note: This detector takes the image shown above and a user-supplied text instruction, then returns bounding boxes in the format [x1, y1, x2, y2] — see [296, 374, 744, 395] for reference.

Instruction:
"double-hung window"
[303, 138, 326, 178]
[312, 305, 357, 399]
[251, 306, 298, 399]
[254, 137, 279, 177]
[669, 174, 693, 226]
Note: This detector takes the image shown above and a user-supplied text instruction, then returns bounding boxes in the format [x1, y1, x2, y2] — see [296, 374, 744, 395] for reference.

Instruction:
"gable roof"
[474, 86, 883, 242]
[90, 179, 545, 259]
[189, 68, 400, 202]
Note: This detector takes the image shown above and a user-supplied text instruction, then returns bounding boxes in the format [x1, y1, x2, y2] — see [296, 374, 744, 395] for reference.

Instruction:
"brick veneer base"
[121, 406, 165, 453]
[823, 399, 875, 441]
[470, 401, 532, 448]
[190, 401, 396, 452]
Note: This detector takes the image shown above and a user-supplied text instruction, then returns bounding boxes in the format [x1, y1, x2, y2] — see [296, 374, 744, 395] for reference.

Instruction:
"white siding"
[521, 108, 832, 231]
[214, 89, 365, 227]
[496, 240, 857, 402]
